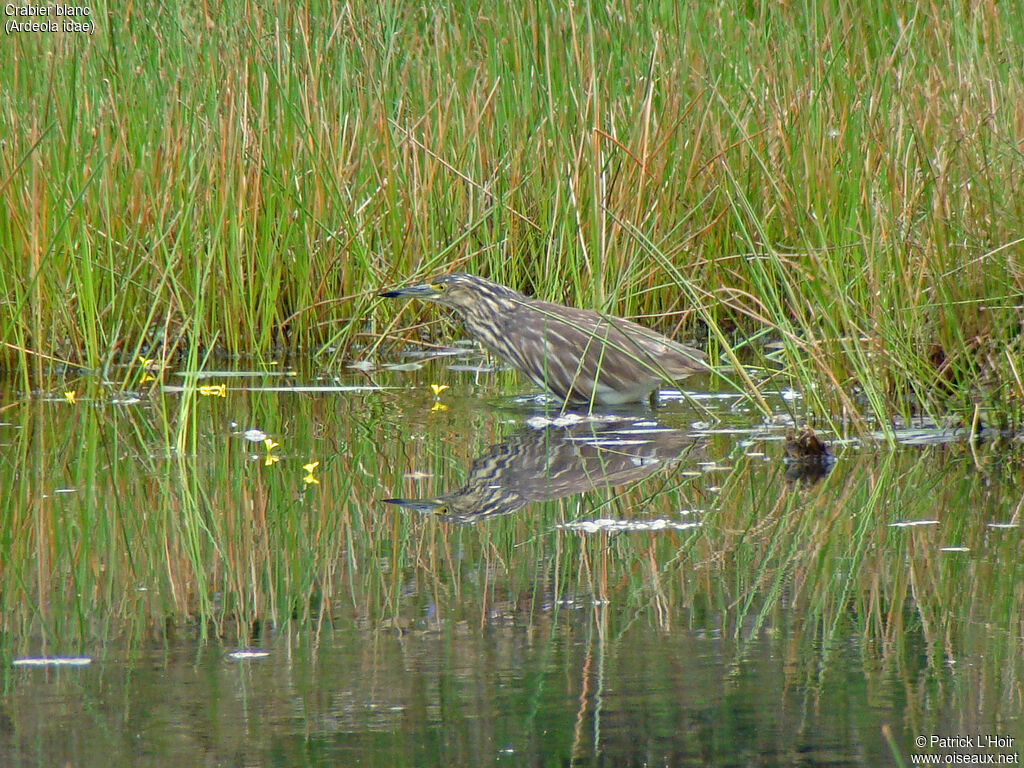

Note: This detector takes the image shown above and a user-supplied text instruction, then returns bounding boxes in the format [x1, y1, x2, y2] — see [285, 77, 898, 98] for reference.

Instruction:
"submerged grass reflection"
[706, 443, 1024, 730]
[0, 379, 1021, 724]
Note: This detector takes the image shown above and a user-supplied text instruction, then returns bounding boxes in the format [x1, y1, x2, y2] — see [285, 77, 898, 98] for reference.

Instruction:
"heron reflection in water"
[383, 417, 704, 523]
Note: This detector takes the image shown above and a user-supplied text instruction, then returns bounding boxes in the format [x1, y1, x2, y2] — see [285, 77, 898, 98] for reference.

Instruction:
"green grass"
[2, 0, 1023, 428]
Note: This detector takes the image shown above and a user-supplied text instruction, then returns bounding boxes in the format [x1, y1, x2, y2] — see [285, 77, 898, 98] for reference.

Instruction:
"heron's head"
[380, 273, 520, 313]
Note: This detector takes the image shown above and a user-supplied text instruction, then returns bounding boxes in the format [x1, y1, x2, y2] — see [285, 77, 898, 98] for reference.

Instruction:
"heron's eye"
[432, 282, 446, 292]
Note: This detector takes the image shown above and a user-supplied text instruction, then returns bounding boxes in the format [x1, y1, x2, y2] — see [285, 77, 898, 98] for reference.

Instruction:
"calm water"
[1, 353, 1022, 766]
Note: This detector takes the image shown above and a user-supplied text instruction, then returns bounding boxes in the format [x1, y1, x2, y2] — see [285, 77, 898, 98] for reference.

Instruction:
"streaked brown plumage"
[383, 417, 703, 522]
[380, 273, 706, 406]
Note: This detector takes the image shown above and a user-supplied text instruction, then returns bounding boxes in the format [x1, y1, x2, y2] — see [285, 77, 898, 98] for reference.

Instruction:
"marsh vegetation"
[3, 0, 1023, 431]
[3, 2, 1023, 765]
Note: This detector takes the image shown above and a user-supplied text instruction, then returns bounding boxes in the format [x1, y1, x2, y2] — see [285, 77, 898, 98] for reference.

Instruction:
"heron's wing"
[524, 300, 707, 378]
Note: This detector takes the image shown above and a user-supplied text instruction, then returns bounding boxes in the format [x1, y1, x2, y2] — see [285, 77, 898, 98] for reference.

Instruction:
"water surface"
[1, 355, 1021, 766]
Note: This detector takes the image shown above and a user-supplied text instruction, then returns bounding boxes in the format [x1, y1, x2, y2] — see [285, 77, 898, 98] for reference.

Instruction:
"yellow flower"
[429, 384, 449, 397]
[138, 357, 162, 384]
[63, 391, 76, 404]
[263, 438, 280, 466]
[198, 384, 227, 397]
[302, 461, 320, 485]
[431, 401, 448, 412]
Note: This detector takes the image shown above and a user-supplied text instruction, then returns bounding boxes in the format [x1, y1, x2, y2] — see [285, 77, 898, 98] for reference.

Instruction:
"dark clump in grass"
[2, 2, 1023, 429]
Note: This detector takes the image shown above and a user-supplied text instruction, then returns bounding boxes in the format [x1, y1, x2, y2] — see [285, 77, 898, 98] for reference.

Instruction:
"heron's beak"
[381, 497, 447, 514]
[379, 282, 442, 301]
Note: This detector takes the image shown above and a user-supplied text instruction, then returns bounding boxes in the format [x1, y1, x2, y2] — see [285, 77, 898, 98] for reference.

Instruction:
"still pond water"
[1, 351, 1022, 766]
